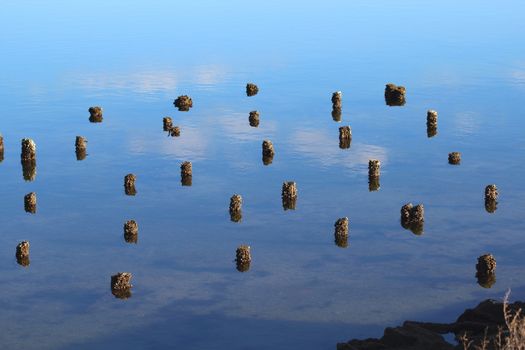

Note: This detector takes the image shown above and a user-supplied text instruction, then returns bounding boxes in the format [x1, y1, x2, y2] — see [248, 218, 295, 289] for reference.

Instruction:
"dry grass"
[460, 291, 525, 350]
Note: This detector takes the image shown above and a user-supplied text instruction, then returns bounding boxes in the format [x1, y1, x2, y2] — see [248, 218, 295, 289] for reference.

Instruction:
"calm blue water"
[1, 1, 525, 349]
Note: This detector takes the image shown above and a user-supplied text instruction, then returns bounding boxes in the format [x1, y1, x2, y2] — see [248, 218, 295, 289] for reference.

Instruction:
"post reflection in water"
[21, 160, 36, 182]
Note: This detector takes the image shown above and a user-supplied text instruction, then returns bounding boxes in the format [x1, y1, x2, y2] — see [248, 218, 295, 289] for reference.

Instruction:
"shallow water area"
[1, 1, 525, 349]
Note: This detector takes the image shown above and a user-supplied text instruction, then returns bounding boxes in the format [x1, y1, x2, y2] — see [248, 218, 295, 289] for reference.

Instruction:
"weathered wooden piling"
[484, 184, 498, 201]
[174, 95, 193, 111]
[249, 111, 260, 127]
[75, 136, 87, 160]
[88, 106, 103, 122]
[229, 194, 243, 223]
[332, 91, 342, 109]
[16, 241, 30, 267]
[124, 220, 138, 244]
[282, 181, 297, 210]
[24, 192, 36, 214]
[475, 254, 496, 288]
[181, 161, 192, 186]
[168, 126, 181, 137]
[246, 83, 258, 96]
[236, 245, 251, 272]
[21, 138, 36, 161]
[385, 83, 406, 106]
[262, 140, 275, 158]
[448, 152, 461, 165]
[339, 126, 351, 149]
[400, 203, 425, 235]
[484, 185, 498, 213]
[21, 160, 36, 182]
[124, 174, 137, 196]
[334, 217, 349, 248]
[163, 117, 173, 131]
[111, 272, 132, 299]
[427, 110, 438, 126]
[368, 159, 381, 177]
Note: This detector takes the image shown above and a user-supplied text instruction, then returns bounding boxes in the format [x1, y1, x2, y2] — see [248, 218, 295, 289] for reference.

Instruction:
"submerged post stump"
[332, 91, 342, 109]
[282, 181, 297, 210]
[88, 106, 103, 123]
[400, 203, 425, 235]
[163, 117, 173, 131]
[173, 95, 193, 111]
[124, 174, 137, 196]
[484, 184, 498, 213]
[21, 138, 36, 161]
[16, 241, 30, 267]
[181, 161, 192, 186]
[448, 152, 461, 165]
[339, 126, 352, 149]
[124, 220, 138, 244]
[111, 272, 133, 299]
[24, 192, 37, 214]
[427, 110, 438, 126]
[236, 245, 251, 272]
[334, 217, 349, 248]
[229, 194, 243, 223]
[168, 126, 181, 137]
[368, 159, 381, 177]
[249, 111, 260, 127]
[368, 159, 381, 191]
[75, 136, 87, 160]
[476, 254, 496, 288]
[246, 83, 258, 96]
[385, 83, 406, 106]
[262, 140, 275, 158]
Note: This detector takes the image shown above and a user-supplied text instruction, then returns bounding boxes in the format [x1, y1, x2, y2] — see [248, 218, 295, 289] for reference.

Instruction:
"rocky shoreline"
[337, 299, 525, 350]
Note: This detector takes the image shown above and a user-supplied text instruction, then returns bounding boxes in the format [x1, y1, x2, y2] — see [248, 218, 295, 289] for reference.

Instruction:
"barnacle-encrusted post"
[21, 138, 36, 161]
[124, 220, 138, 244]
[282, 181, 297, 210]
[181, 161, 192, 186]
[229, 194, 243, 222]
[246, 83, 258, 96]
[484, 184, 498, 213]
[426, 109, 438, 137]
[332, 91, 342, 109]
[111, 272, 133, 299]
[173, 95, 193, 111]
[236, 245, 251, 272]
[163, 117, 173, 131]
[448, 152, 461, 165]
[16, 241, 30, 267]
[400, 203, 425, 235]
[385, 83, 406, 106]
[334, 217, 349, 248]
[249, 111, 260, 127]
[262, 140, 275, 159]
[168, 126, 181, 137]
[24, 192, 37, 214]
[75, 136, 87, 160]
[476, 254, 496, 288]
[89, 106, 103, 122]
[339, 126, 351, 149]
[368, 159, 381, 192]
[124, 174, 137, 196]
